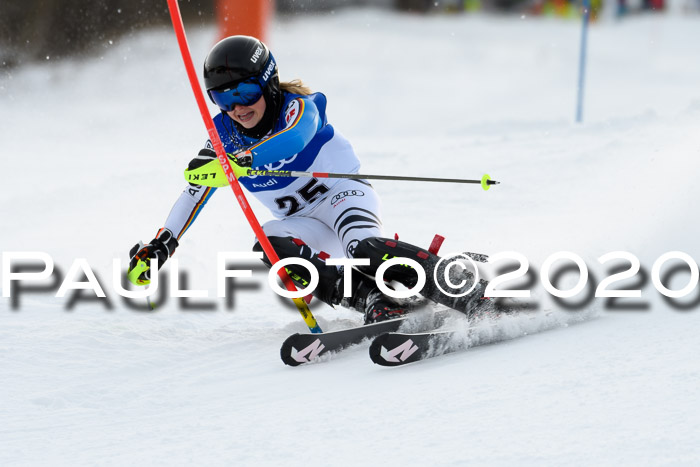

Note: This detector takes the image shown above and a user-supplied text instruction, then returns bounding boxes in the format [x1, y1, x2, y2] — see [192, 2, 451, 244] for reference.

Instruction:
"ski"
[280, 310, 449, 366]
[369, 304, 549, 366]
[279, 241, 494, 367]
[369, 329, 464, 366]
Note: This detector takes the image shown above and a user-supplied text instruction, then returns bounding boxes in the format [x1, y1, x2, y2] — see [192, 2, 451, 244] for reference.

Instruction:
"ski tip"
[368, 336, 386, 365]
[280, 335, 304, 367]
[368, 333, 414, 367]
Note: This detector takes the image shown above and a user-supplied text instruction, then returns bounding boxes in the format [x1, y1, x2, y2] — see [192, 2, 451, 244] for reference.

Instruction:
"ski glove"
[185, 148, 252, 187]
[127, 228, 179, 286]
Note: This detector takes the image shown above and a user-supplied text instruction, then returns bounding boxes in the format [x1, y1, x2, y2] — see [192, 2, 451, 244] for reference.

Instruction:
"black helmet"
[203, 35, 278, 92]
[203, 35, 282, 139]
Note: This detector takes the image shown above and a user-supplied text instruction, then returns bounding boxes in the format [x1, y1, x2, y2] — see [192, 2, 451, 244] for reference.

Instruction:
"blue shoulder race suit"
[161, 91, 383, 257]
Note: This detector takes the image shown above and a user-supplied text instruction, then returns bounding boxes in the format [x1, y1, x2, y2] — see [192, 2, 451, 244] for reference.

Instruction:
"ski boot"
[338, 268, 409, 324]
[361, 290, 408, 324]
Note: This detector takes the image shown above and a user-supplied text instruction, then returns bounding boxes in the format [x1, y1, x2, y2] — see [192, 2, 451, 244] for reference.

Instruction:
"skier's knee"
[252, 236, 301, 267]
[252, 236, 342, 306]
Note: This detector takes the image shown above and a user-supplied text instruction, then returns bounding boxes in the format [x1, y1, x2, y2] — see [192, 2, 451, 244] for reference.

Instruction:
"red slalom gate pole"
[166, 0, 322, 333]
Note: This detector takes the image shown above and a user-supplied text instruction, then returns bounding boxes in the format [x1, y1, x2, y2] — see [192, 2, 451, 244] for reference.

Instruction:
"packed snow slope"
[2, 8, 700, 466]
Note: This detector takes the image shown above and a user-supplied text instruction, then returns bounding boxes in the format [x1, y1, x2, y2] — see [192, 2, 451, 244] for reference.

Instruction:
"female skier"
[127, 35, 420, 323]
[129, 35, 488, 322]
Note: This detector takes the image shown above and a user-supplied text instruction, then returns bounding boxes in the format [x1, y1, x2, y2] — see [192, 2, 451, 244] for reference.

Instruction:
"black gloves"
[128, 228, 179, 285]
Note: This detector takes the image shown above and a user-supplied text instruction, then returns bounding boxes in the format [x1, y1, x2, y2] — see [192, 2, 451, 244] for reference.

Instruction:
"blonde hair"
[280, 79, 313, 96]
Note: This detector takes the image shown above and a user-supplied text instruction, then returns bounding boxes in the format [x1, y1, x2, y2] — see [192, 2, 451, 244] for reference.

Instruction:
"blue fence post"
[576, 0, 591, 123]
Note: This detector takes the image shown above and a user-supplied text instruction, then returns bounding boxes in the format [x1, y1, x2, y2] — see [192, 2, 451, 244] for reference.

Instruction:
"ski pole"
[185, 162, 500, 191]
[166, 0, 322, 333]
[247, 170, 500, 191]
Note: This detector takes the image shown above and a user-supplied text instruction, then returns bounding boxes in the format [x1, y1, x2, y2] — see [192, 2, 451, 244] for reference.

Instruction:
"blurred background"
[2, 0, 698, 68]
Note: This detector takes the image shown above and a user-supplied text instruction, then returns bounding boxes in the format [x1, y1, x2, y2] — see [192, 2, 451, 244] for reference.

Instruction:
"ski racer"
[127, 35, 485, 323]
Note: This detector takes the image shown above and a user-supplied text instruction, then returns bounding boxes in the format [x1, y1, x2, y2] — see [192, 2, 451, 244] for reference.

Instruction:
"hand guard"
[127, 228, 179, 286]
[186, 148, 252, 187]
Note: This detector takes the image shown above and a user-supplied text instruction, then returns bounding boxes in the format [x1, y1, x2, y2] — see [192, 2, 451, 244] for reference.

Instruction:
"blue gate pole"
[576, 0, 591, 123]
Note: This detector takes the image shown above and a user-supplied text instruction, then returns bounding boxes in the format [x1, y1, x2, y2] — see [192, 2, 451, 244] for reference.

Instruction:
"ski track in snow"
[2, 7, 700, 466]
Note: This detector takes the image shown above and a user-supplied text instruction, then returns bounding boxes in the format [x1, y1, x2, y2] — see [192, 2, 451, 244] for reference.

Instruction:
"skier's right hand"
[185, 148, 252, 187]
[127, 228, 178, 286]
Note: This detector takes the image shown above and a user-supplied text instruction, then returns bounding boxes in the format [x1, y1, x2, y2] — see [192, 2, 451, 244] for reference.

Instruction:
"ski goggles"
[208, 55, 277, 111]
[208, 78, 265, 111]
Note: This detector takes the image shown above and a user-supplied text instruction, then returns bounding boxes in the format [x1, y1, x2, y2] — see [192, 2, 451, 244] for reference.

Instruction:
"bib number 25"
[274, 178, 329, 216]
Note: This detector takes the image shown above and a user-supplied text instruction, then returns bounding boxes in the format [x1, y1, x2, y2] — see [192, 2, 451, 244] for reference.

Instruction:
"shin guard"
[352, 237, 488, 314]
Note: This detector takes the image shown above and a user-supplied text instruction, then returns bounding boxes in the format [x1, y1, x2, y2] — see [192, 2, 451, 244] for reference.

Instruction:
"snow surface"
[2, 8, 700, 466]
